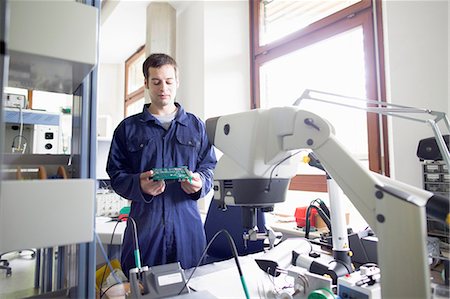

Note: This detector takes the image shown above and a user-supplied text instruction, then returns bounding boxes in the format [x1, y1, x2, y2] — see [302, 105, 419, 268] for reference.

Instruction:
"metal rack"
[422, 160, 449, 241]
[0, 0, 100, 298]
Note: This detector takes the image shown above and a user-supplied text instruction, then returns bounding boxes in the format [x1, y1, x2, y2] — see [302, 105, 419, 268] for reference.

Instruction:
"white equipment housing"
[206, 106, 446, 298]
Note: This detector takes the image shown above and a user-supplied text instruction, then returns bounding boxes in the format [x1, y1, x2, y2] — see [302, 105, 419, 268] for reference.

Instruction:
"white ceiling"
[99, 0, 186, 64]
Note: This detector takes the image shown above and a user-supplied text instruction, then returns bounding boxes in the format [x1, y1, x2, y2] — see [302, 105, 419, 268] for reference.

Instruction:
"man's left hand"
[180, 172, 202, 194]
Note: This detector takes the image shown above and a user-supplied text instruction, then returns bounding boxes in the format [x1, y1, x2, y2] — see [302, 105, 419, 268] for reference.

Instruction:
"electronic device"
[152, 166, 192, 183]
[128, 262, 189, 299]
[4, 108, 61, 154]
[256, 258, 333, 298]
[417, 135, 450, 161]
[337, 265, 381, 299]
[4, 124, 59, 154]
[205, 105, 450, 298]
[4, 93, 27, 109]
[96, 191, 129, 218]
[32, 125, 59, 154]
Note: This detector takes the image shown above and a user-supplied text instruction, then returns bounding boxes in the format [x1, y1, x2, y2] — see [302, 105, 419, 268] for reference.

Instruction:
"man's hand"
[140, 170, 165, 196]
[180, 172, 202, 194]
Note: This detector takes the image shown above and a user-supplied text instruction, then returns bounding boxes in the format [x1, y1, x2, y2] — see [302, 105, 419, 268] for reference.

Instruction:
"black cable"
[312, 198, 330, 219]
[99, 220, 121, 299]
[305, 205, 314, 239]
[178, 229, 245, 296]
[11, 134, 28, 150]
[100, 282, 123, 298]
[305, 204, 332, 239]
[265, 150, 303, 192]
[309, 199, 331, 230]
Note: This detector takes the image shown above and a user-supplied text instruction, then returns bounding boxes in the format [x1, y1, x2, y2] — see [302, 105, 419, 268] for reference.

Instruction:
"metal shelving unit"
[422, 160, 449, 241]
[0, 1, 100, 298]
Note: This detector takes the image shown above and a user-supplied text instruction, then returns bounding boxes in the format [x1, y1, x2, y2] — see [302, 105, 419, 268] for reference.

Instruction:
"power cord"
[125, 219, 251, 298]
[98, 220, 123, 298]
[305, 199, 332, 239]
[11, 105, 27, 153]
[179, 229, 251, 299]
[95, 232, 125, 298]
[265, 150, 304, 192]
[11, 134, 28, 153]
[128, 217, 142, 269]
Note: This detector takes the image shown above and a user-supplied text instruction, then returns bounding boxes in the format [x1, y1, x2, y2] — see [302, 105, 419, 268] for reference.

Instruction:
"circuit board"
[152, 166, 192, 183]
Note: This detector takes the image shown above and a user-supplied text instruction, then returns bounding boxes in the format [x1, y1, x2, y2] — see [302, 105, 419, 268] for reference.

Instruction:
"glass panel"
[259, 0, 361, 45]
[259, 27, 368, 167]
[126, 97, 145, 117]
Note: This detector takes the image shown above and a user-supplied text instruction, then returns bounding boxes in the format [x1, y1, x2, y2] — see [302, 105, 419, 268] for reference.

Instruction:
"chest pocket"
[126, 138, 155, 170]
[175, 133, 200, 163]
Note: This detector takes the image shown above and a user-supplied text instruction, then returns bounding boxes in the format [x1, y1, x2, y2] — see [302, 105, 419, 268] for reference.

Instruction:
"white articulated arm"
[282, 109, 379, 229]
[282, 108, 431, 298]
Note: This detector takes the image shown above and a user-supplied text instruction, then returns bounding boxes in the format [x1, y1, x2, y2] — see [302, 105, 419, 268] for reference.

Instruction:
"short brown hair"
[142, 53, 178, 79]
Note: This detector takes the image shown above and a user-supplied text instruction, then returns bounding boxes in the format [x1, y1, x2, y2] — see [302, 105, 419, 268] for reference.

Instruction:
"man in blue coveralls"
[106, 53, 217, 277]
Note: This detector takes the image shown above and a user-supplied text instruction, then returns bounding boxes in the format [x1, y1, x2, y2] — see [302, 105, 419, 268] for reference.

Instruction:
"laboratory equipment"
[422, 160, 449, 243]
[96, 191, 129, 218]
[205, 105, 450, 298]
[3, 108, 61, 154]
[256, 258, 333, 298]
[417, 135, 450, 162]
[128, 262, 190, 299]
[4, 93, 26, 109]
[337, 265, 381, 298]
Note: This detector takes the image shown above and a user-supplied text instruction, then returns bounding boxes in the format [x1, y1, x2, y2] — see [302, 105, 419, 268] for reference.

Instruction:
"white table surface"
[95, 217, 126, 245]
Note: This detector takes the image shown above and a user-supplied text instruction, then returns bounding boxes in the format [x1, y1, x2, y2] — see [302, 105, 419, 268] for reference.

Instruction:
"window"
[250, 0, 388, 192]
[125, 45, 146, 117]
[259, 0, 360, 46]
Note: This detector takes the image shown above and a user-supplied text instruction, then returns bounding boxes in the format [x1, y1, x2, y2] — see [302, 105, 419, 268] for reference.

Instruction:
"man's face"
[145, 64, 179, 107]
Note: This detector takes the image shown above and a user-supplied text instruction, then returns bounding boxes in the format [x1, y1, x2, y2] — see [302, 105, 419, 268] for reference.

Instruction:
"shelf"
[4, 108, 60, 126]
[8, 1, 97, 94]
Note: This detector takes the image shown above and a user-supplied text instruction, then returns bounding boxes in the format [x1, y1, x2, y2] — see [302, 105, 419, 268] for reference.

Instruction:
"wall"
[203, 1, 251, 118]
[175, 0, 250, 212]
[98, 1, 250, 132]
[382, 0, 449, 187]
[176, 2, 205, 117]
[176, 0, 250, 120]
[97, 63, 124, 137]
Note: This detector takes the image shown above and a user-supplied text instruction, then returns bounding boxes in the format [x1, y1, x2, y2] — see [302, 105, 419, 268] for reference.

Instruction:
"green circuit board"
[152, 166, 192, 183]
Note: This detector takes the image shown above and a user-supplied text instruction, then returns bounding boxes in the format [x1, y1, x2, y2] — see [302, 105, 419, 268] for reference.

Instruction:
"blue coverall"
[106, 103, 217, 276]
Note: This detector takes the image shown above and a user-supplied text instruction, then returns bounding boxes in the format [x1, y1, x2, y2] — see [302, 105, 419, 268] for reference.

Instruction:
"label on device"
[158, 272, 183, 286]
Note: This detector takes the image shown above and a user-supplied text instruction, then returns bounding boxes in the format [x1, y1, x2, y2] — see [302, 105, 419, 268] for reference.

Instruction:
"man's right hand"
[140, 170, 165, 196]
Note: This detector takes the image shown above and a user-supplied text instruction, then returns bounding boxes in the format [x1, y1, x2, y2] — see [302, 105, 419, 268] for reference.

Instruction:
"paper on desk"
[188, 239, 312, 298]
[96, 216, 113, 224]
[188, 257, 273, 298]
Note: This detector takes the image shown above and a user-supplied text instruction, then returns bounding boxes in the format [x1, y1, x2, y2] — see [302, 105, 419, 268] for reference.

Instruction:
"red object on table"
[295, 206, 317, 227]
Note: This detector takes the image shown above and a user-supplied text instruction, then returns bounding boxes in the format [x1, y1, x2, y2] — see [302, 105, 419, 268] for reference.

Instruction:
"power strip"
[96, 191, 129, 217]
